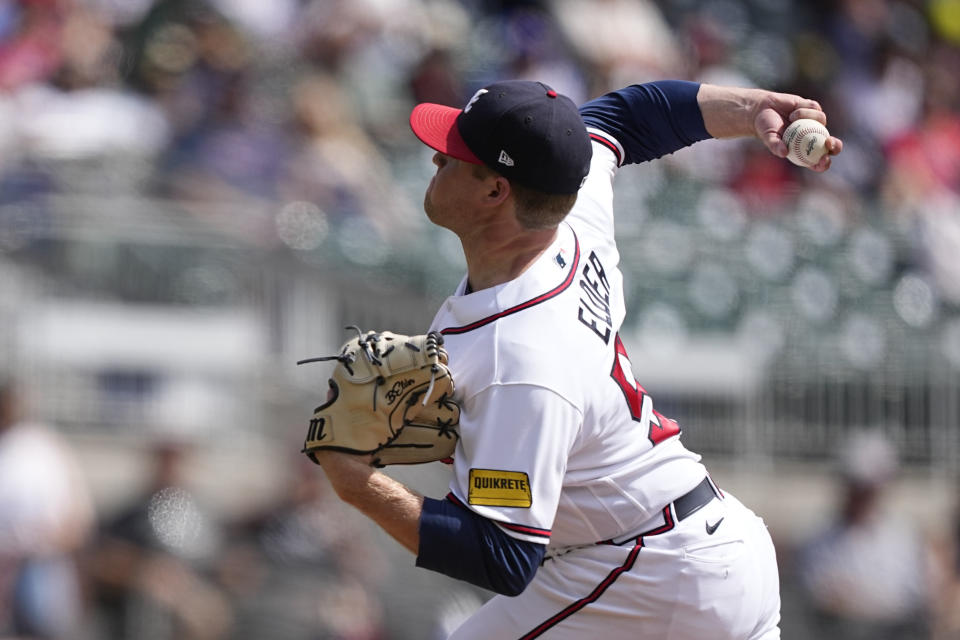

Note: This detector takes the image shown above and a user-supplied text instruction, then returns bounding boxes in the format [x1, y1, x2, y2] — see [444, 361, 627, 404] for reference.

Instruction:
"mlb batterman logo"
[468, 469, 532, 507]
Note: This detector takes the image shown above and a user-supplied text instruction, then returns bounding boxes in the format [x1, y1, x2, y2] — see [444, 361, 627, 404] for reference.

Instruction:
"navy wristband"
[417, 496, 546, 596]
[580, 80, 710, 165]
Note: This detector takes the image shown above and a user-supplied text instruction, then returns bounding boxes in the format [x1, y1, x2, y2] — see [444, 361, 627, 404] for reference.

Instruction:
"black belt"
[673, 477, 718, 521]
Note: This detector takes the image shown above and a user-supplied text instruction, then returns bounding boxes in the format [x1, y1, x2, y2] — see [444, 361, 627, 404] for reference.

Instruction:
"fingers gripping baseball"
[753, 94, 815, 156]
[754, 94, 841, 171]
[299, 327, 460, 465]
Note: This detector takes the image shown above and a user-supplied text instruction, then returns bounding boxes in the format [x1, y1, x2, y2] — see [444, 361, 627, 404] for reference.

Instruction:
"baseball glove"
[299, 327, 459, 467]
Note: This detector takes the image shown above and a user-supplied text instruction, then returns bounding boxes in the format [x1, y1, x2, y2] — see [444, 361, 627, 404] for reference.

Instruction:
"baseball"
[782, 118, 830, 167]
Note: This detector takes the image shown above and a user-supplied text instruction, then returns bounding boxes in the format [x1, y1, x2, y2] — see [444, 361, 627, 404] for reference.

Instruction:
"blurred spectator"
[793, 430, 935, 639]
[548, 0, 683, 93]
[293, 0, 383, 73]
[217, 455, 387, 640]
[205, 0, 299, 41]
[728, 144, 801, 214]
[139, 3, 288, 206]
[880, 40, 960, 303]
[825, 1, 925, 143]
[278, 71, 420, 237]
[933, 484, 960, 640]
[470, 3, 589, 103]
[932, 487, 960, 639]
[0, 0, 170, 203]
[294, 0, 463, 139]
[408, 48, 464, 107]
[0, 0, 63, 91]
[0, 375, 94, 639]
[83, 439, 232, 640]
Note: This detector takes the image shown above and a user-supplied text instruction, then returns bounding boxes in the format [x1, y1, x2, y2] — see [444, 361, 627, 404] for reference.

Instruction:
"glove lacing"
[296, 327, 446, 410]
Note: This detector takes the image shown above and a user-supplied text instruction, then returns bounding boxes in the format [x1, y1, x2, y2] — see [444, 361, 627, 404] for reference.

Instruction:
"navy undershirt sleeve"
[579, 80, 711, 165]
[416, 496, 546, 596]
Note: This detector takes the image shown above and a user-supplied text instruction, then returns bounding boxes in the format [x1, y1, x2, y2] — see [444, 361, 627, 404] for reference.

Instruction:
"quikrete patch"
[468, 469, 532, 507]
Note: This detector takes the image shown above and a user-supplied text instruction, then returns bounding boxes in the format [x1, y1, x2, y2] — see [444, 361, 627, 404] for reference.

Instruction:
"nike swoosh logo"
[705, 517, 724, 535]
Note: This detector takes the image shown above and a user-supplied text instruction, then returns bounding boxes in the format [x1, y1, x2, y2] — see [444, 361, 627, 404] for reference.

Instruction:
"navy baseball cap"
[409, 80, 592, 195]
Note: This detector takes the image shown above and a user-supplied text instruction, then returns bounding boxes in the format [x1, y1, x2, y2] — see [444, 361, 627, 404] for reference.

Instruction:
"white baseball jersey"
[430, 136, 706, 549]
[430, 137, 782, 639]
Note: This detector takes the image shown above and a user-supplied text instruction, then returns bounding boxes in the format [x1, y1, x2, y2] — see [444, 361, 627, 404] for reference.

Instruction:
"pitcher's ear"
[485, 175, 511, 207]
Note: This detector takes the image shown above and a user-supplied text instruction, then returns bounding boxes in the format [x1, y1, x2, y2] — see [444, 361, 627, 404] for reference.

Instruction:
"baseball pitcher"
[304, 79, 842, 639]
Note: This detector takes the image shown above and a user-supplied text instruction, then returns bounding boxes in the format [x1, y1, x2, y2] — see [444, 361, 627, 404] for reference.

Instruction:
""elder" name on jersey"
[577, 250, 612, 344]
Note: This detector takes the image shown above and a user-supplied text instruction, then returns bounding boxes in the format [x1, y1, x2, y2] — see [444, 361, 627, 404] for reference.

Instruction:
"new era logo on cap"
[408, 80, 592, 194]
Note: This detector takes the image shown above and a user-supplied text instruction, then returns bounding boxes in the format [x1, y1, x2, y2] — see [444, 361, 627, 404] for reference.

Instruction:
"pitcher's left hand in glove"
[299, 327, 460, 467]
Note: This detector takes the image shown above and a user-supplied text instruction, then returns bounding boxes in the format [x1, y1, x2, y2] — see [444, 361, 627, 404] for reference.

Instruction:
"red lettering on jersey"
[610, 334, 681, 446]
[648, 410, 681, 446]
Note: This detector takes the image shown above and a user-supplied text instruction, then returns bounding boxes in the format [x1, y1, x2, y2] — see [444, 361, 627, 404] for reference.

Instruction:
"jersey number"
[611, 334, 680, 446]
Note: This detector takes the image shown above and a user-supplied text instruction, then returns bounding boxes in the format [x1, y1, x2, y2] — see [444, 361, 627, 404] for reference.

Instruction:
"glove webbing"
[296, 326, 444, 410]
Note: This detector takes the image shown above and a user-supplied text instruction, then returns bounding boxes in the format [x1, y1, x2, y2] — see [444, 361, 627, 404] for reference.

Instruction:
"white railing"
[1, 193, 958, 473]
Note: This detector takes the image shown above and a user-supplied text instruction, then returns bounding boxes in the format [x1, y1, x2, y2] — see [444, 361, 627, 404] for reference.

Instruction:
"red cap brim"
[409, 103, 482, 164]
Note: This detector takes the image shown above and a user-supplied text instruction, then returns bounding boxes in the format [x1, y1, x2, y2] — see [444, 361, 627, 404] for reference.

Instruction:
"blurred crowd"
[785, 429, 952, 640]
[1, 0, 960, 638]
[4, 366, 960, 640]
[0, 376, 396, 640]
[0, 0, 956, 255]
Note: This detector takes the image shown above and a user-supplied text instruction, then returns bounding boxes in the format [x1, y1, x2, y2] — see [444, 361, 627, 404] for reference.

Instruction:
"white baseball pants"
[449, 492, 781, 640]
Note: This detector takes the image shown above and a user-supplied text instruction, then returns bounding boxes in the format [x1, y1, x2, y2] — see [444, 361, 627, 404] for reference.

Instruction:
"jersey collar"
[439, 223, 580, 335]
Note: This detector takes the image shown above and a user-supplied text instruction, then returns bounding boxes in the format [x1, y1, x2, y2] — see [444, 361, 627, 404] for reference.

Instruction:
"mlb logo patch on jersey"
[468, 469, 532, 508]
